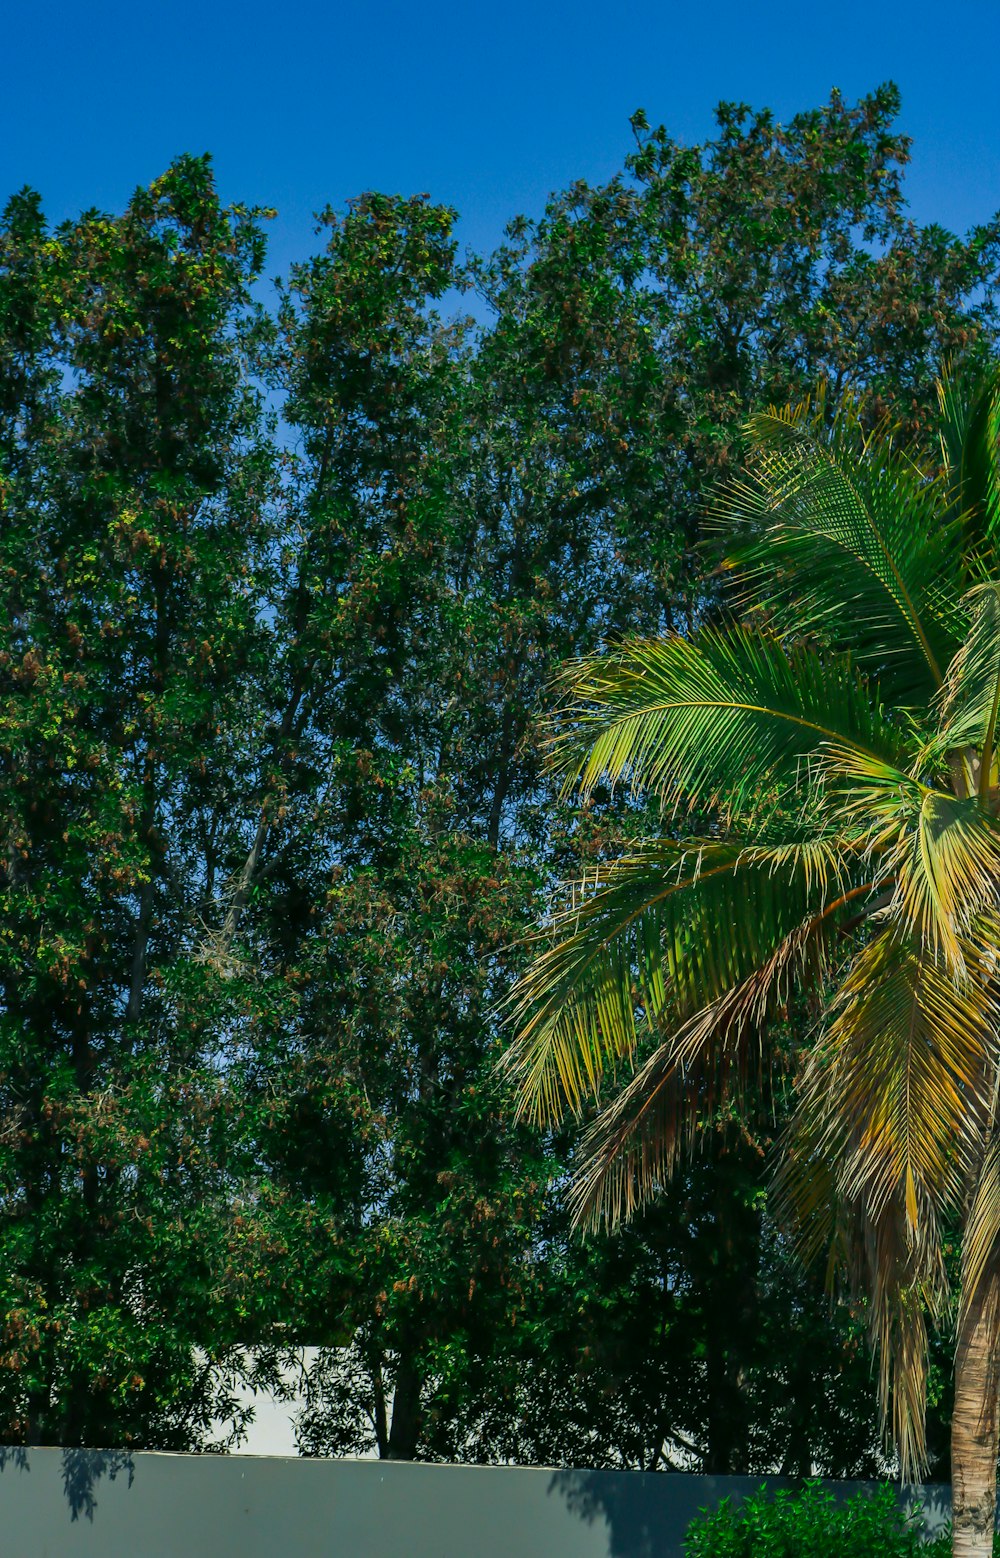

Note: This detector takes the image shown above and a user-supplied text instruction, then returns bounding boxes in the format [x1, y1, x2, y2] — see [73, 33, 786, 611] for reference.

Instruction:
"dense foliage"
[684, 1484, 960, 1558]
[0, 83, 997, 1467]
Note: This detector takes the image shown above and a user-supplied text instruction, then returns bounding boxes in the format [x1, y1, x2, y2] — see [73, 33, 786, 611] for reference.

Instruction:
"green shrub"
[682, 1482, 956, 1556]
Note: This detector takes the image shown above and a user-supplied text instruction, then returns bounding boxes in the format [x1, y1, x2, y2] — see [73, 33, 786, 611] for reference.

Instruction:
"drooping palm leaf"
[823, 744, 1000, 974]
[890, 795, 1000, 975]
[547, 626, 906, 821]
[850, 1197, 947, 1479]
[775, 1166, 940, 1481]
[778, 932, 982, 1479]
[798, 930, 995, 1233]
[503, 836, 869, 1124]
[568, 888, 872, 1230]
[779, 1128, 941, 1474]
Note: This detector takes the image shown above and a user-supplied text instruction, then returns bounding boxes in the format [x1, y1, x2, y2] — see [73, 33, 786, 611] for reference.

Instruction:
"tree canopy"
[0, 84, 997, 1477]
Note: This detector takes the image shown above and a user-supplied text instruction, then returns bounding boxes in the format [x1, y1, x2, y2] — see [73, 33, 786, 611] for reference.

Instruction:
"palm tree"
[504, 372, 1000, 1558]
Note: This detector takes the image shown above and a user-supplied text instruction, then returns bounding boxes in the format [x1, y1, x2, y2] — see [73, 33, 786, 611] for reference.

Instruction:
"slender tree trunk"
[126, 875, 155, 1024]
[952, 1280, 1000, 1558]
[371, 1354, 389, 1460]
[386, 1357, 422, 1460]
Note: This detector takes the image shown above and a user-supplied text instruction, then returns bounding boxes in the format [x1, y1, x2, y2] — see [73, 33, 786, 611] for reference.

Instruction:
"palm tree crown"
[504, 370, 1000, 1503]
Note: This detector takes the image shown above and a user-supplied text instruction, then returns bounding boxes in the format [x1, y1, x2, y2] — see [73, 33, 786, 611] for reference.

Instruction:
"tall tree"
[625, 81, 999, 464]
[0, 157, 278, 1447]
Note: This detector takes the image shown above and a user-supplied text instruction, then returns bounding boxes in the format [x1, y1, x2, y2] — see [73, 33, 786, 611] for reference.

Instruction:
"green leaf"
[718, 406, 964, 703]
[547, 626, 904, 820]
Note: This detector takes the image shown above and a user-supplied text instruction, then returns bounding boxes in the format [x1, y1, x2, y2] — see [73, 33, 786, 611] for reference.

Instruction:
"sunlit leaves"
[803, 930, 996, 1225]
[547, 627, 905, 820]
[936, 362, 1000, 559]
[821, 747, 1000, 975]
[936, 582, 1000, 785]
[503, 839, 862, 1124]
[719, 407, 964, 702]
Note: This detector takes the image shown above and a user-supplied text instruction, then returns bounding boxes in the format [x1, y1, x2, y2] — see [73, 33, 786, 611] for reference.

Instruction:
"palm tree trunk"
[952, 1280, 1000, 1557]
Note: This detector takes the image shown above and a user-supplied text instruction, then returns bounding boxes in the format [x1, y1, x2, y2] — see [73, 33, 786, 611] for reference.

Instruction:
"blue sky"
[3, 0, 998, 280]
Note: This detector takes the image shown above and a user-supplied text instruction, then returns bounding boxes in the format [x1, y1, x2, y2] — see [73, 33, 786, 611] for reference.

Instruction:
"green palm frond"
[936, 582, 1000, 793]
[717, 406, 964, 702]
[936, 362, 1000, 562]
[502, 837, 869, 1124]
[823, 745, 1000, 974]
[569, 889, 870, 1230]
[800, 930, 994, 1233]
[547, 626, 905, 820]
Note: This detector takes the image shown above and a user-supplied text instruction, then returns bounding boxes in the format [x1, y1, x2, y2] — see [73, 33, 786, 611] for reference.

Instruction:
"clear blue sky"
[3, 0, 997, 280]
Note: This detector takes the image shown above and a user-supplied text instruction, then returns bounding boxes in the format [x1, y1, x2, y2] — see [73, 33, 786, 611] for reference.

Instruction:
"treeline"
[0, 83, 997, 1474]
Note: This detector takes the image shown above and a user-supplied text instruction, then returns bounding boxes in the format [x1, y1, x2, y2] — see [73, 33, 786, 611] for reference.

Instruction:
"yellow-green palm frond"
[735, 833, 860, 902]
[936, 361, 1000, 564]
[716, 405, 965, 703]
[853, 1201, 946, 1479]
[776, 908, 1000, 1478]
[799, 930, 995, 1236]
[779, 1089, 952, 1478]
[502, 837, 868, 1125]
[935, 582, 1000, 793]
[823, 745, 1000, 976]
[547, 626, 905, 822]
[568, 889, 868, 1231]
[889, 793, 1000, 976]
[960, 1135, 1000, 1332]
